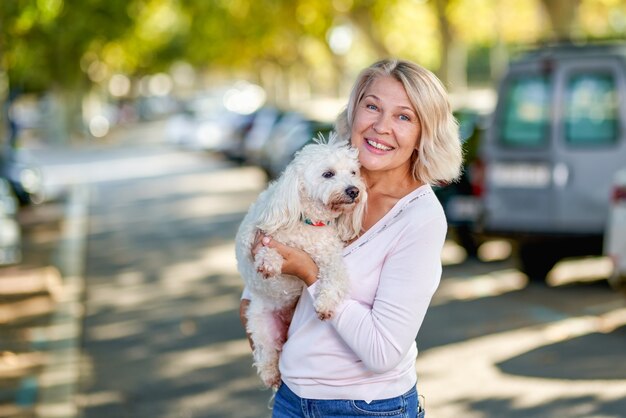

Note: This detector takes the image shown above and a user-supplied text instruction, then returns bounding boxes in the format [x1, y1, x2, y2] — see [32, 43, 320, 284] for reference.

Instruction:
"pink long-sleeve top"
[245, 184, 446, 402]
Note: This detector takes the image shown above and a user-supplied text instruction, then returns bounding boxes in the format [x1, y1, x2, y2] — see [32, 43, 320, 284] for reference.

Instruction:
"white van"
[478, 43, 626, 282]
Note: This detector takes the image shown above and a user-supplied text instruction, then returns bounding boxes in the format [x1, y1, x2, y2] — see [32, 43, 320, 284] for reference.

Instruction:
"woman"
[240, 58, 462, 417]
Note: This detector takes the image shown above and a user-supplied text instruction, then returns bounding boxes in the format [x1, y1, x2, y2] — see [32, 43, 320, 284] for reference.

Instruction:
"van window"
[565, 73, 618, 146]
[500, 76, 550, 147]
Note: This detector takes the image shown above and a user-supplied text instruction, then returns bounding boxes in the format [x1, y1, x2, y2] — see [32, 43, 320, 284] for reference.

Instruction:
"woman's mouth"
[365, 138, 394, 152]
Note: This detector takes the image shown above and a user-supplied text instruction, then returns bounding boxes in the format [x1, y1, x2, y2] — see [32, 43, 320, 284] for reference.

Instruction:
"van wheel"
[517, 242, 560, 283]
[608, 274, 626, 297]
[454, 226, 479, 258]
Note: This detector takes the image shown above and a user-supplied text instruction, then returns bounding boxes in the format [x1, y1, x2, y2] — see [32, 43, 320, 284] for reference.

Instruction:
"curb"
[33, 184, 90, 418]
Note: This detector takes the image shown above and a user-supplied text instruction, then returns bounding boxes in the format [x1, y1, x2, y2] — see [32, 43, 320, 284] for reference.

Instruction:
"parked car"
[165, 92, 250, 152]
[435, 108, 487, 257]
[218, 112, 257, 163]
[0, 177, 21, 265]
[260, 114, 334, 180]
[477, 42, 626, 282]
[219, 106, 285, 164]
[241, 107, 288, 167]
[605, 167, 626, 294]
[0, 148, 44, 205]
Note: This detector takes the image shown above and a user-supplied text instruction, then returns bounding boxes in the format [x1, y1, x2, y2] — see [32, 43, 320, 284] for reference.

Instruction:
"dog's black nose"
[345, 186, 359, 200]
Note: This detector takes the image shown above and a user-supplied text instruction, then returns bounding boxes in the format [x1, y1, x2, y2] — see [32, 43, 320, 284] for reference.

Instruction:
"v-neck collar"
[343, 184, 432, 256]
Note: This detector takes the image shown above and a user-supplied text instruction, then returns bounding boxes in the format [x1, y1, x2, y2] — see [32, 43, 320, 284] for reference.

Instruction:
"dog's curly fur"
[235, 133, 367, 388]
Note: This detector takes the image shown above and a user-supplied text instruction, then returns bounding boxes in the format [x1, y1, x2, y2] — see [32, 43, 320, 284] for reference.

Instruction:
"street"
[6, 120, 626, 418]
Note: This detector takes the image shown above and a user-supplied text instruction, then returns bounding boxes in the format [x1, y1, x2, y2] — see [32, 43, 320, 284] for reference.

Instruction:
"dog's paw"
[256, 262, 279, 279]
[314, 300, 335, 321]
[315, 308, 334, 321]
[314, 294, 338, 321]
[254, 247, 283, 279]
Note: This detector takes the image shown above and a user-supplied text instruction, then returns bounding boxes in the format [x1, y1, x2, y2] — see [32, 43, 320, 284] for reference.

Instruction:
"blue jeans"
[272, 382, 425, 418]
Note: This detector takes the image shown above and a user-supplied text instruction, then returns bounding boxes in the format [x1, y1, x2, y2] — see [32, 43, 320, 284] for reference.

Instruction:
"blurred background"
[2, 0, 624, 147]
[1, 1, 626, 418]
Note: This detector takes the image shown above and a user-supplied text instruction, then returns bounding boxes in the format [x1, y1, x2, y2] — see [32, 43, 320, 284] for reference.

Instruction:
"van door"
[483, 65, 557, 234]
[552, 59, 626, 235]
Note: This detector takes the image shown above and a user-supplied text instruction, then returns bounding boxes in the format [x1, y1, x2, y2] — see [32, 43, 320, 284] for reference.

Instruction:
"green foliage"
[1, 0, 134, 92]
[178, 0, 335, 68]
[1, 0, 622, 94]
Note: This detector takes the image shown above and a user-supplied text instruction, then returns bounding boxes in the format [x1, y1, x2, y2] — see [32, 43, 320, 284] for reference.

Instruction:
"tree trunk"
[348, 6, 391, 58]
[447, 40, 468, 92]
[1, 75, 11, 156]
[540, 0, 581, 41]
[40, 85, 85, 145]
[432, 0, 454, 87]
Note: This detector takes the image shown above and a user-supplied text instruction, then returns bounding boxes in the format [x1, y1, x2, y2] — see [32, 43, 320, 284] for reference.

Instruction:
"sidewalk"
[0, 185, 89, 418]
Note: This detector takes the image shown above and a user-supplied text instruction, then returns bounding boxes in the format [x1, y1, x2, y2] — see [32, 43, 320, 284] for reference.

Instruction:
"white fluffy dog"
[235, 133, 367, 388]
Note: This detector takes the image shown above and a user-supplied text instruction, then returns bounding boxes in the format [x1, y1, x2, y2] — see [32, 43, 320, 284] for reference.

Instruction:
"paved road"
[417, 258, 626, 417]
[26, 121, 626, 417]
[77, 151, 268, 418]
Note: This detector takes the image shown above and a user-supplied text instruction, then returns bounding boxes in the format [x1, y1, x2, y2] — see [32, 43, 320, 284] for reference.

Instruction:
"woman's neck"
[357, 169, 424, 234]
[362, 169, 424, 200]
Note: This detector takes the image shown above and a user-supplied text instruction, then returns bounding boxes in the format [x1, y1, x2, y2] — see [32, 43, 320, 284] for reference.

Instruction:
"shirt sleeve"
[326, 215, 446, 373]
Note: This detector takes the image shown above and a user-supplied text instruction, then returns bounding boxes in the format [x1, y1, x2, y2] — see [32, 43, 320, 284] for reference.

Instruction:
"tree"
[1, 0, 135, 143]
[540, 0, 582, 41]
[1, 0, 621, 145]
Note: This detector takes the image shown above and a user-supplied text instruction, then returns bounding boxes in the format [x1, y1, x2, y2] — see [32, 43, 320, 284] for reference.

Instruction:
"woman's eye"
[399, 114, 410, 121]
[366, 104, 377, 111]
[322, 171, 335, 178]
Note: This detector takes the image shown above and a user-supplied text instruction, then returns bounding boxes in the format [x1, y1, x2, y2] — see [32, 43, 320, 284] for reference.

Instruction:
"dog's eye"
[322, 171, 335, 178]
[351, 171, 356, 176]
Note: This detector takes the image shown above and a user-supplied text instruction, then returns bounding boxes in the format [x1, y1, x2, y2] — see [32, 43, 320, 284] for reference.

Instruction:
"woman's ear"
[256, 164, 302, 234]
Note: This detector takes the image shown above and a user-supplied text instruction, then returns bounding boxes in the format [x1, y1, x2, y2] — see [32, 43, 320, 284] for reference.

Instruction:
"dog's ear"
[336, 188, 367, 242]
[256, 163, 302, 234]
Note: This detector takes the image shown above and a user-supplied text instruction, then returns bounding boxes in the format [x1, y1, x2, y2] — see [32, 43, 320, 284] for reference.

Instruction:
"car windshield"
[500, 75, 550, 147]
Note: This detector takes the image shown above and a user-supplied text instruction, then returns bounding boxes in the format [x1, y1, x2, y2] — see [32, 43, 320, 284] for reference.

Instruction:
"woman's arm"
[250, 218, 445, 373]
[328, 217, 446, 373]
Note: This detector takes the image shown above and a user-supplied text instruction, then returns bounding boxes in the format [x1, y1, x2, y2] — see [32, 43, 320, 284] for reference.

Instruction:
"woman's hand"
[251, 232, 319, 287]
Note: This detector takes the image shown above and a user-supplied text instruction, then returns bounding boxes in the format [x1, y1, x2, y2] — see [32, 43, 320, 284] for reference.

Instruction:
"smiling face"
[350, 75, 421, 182]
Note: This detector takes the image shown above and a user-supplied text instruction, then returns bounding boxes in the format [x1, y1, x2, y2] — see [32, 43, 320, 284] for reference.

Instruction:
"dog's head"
[257, 133, 367, 241]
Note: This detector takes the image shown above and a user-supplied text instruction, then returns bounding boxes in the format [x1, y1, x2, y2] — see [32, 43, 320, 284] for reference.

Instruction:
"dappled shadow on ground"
[466, 394, 626, 418]
[416, 252, 626, 418]
[421, 261, 622, 352]
[79, 164, 273, 418]
[497, 325, 626, 380]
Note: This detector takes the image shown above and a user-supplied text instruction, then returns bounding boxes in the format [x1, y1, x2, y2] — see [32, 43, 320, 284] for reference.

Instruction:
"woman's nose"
[372, 113, 391, 134]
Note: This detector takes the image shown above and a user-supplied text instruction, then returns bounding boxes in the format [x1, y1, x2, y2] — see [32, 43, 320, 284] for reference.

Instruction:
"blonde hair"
[336, 59, 463, 184]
